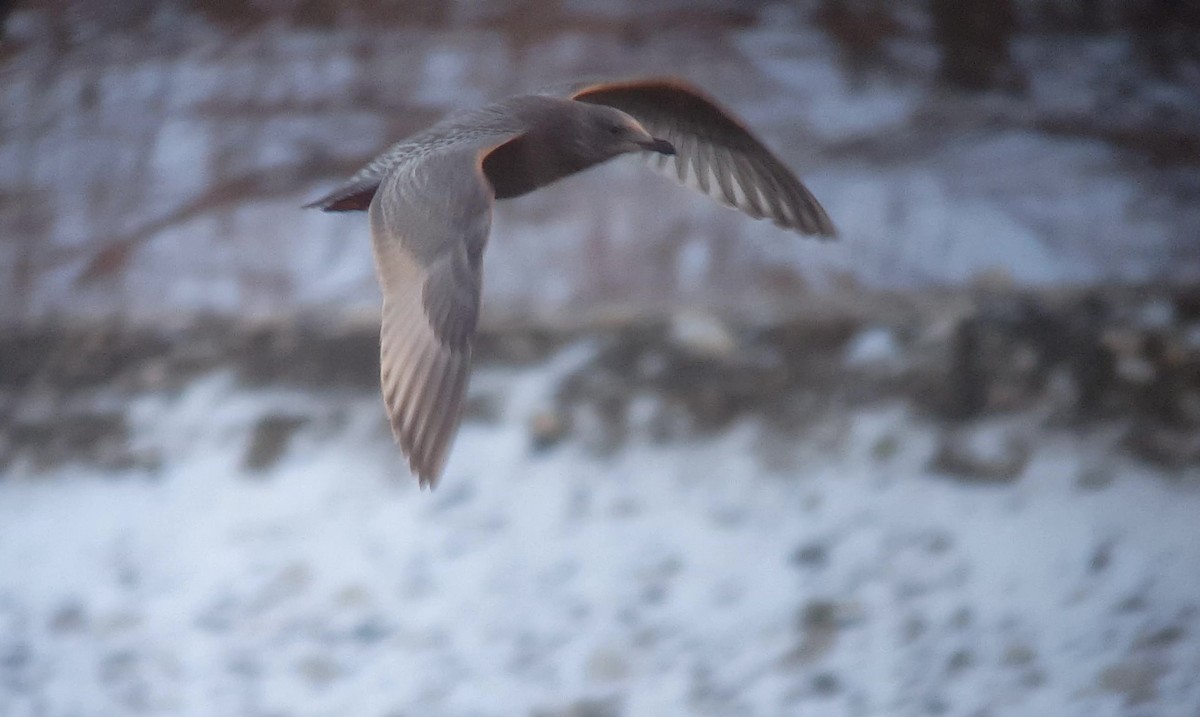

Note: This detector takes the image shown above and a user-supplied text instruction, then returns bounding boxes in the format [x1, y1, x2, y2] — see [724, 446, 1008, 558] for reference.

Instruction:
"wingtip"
[302, 196, 354, 212]
[815, 211, 839, 240]
[385, 413, 440, 489]
[401, 444, 437, 489]
[412, 438, 452, 489]
[772, 212, 838, 239]
[795, 199, 838, 240]
[397, 423, 447, 490]
[302, 183, 379, 212]
[412, 457, 444, 490]
[807, 224, 839, 241]
[301, 191, 340, 211]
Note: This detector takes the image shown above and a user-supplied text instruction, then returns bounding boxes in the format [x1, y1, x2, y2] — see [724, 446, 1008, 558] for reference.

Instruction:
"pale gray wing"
[306, 106, 527, 212]
[569, 78, 836, 237]
[369, 140, 512, 486]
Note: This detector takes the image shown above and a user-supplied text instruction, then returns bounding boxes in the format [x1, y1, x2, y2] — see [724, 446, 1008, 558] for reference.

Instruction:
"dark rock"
[928, 532, 954, 554]
[98, 649, 137, 683]
[585, 648, 628, 682]
[3, 411, 152, 474]
[790, 541, 829, 569]
[786, 599, 860, 664]
[871, 432, 900, 461]
[1125, 422, 1200, 469]
[902, 614, 927, 644]
[644, 397, 693, 444]
[1076, 461, 1117, 490]
[1089, 540, 1113, 574]
[812, 671, 841, 695]
[234, 325, 379, 390]
[528, 410, 570, 452]
[242, 414, 309, 473]
[1133, 625, 1185, 650]
[475, 329, 563, 365]
[951, 607, 973, 630]
[1002, 643, 1036, 667]
[798, 600, 840, 632]
[924, 694, 950, 715]
[815, 0, 904, 87]
[49, 603, 86, 633]
[1097, 661, 1164, 706]
[0, 325, 174, 392]
[462, 390, 503, 423]
[940, 316, 989, 419]
[1116, 594, 1148, 613]
[930, 425, 1031, 483]
[0, 642, 29, 672]
[296, 655, 340, 686]
[531, 696, 621, 717]
[351, 619, 390, 644]
[931, 0, 1019, 91]
[946, 648, 974, 674]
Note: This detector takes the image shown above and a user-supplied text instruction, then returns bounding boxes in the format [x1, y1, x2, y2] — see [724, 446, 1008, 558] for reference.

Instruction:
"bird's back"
[311, 96, 576, 212]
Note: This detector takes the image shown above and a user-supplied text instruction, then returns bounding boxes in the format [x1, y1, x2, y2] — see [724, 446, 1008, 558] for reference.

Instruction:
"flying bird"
[305, 78, 836, 487]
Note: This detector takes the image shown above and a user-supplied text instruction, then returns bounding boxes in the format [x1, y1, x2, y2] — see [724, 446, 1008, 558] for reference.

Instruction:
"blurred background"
[1, 1, 1199, 715]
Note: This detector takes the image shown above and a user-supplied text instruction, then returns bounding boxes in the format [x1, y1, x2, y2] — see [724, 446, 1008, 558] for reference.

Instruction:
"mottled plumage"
[305, 78, 836, 486]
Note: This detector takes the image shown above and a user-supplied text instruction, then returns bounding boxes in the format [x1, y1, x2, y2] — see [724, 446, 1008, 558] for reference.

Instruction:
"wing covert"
[368, 144, 504, 486]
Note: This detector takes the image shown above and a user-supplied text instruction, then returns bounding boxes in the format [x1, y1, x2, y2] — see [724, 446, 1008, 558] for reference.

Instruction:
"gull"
[305, 77, 836, 486]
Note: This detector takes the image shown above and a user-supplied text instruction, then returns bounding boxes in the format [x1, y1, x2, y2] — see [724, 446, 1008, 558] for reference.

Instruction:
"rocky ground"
[4, 284, 1199, 479]
[1, 284, 1198, 716]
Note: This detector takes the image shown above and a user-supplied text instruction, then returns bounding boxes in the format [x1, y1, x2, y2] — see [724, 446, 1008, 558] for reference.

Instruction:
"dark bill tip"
[642, 138, 676, 156]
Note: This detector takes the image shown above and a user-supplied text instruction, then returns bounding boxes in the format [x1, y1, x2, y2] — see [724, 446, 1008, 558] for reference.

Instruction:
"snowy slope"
[2, 354, 1198, 717]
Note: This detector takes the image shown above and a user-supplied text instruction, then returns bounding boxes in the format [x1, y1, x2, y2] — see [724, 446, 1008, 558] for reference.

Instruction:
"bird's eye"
[608, 125, 623, 135]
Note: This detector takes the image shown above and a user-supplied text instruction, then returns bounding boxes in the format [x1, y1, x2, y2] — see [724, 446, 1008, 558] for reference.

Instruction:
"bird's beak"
[640, 137, 676, 156]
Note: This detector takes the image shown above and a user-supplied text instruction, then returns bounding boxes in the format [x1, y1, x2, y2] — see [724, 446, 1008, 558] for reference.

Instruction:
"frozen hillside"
[2, 286, 1199, 716]
[3, 375, 1199, 717]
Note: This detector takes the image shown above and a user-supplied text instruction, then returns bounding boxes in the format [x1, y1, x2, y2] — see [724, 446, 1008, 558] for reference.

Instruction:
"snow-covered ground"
[2, 3, 1198, 715]
[2, 348, 1198, 717]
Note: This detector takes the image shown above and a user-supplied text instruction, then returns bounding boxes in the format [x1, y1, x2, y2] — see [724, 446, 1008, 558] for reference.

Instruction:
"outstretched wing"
[569, 78, 836, 237]
[369, 140, 513, 486]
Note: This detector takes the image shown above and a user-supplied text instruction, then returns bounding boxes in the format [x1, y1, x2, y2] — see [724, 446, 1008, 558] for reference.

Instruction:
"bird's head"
[583, 105, 675, 158]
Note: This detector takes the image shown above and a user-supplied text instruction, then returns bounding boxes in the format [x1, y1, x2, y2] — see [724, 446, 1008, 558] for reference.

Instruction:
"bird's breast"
[482, 131, 601, 201]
